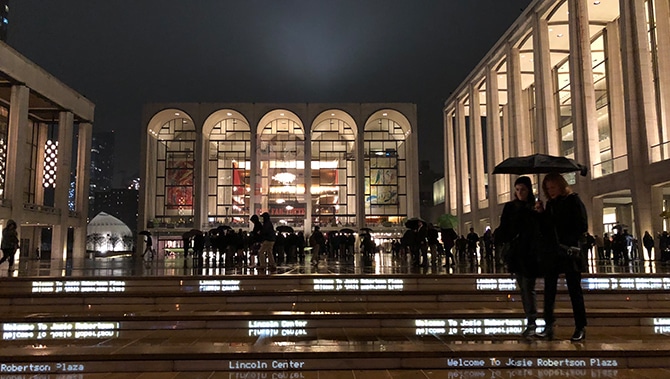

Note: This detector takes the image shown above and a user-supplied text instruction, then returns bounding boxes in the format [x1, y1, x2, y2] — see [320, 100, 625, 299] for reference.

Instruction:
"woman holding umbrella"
[497, 176, 542, 339]
[535, 173, 588, 341]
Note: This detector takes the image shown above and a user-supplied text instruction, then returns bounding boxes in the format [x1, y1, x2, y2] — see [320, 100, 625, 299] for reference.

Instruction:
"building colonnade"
[443, 0, 670, 256]
[0, 41, 94, 262]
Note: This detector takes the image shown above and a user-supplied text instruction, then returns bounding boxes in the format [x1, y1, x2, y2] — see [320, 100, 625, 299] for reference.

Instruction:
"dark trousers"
[0, 247, 16, 267]
[516, 274, 537, 326]
[543, 270, 587, 329]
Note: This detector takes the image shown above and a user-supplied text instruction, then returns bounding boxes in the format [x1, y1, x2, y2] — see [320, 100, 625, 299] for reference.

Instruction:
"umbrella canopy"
[340, 228, 355, 234]
[492, 153, 588, 176]
[276, 225, 294, 233]
[404, 217, 427, 230]
[436, 214, 458, 229]
[188, 229, 202, 237]
[138, 230, 151, 236]
[217, 225, 232, 232]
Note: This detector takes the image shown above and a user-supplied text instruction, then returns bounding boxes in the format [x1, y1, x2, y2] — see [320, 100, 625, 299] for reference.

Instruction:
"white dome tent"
[86, 212, 133, 253]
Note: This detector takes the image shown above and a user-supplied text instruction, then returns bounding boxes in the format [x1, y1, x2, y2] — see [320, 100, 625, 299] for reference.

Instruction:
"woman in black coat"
[497, 176, 541, 338]
[535, 172, 588, 341]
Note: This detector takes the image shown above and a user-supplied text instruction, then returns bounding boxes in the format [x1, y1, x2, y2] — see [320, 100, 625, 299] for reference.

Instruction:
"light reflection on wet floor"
[5, 251, 670, 278]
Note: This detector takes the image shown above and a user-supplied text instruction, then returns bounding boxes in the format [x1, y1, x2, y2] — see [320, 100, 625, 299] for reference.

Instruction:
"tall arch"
[146, 109, 196, 226]
[310, 109, 357, 227]
[203, 110, 251, 224]
[363, 109, 411, 226]
[256, 109, 306, 226]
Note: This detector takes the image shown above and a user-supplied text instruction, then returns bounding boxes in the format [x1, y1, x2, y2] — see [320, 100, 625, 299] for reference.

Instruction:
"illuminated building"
[0, 40, 94, 260]
[139, 103, 420, 239]
[443, 0, 670, 254]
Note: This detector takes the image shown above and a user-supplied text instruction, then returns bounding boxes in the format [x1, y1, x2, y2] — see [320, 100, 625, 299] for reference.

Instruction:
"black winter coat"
[498, 199, 542, 277]
[540, 193, 588, 274]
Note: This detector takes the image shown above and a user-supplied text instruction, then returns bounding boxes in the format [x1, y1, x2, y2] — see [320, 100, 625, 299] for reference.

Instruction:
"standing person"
[642, 231, 654, 260]
[594, 233, 604, 260]
[309, 226, 325, 266]
[142, 234, 154, 260]
[416, 221, 429, 267]
[603, 233, 612, 260]
[258, 212, 277, 272]
[0, 220, 19, 270]
[466, 227, 480, 263]
[248, 214, 263, 268]
[497, 176, 541, 338]
[535, 173, 588, 342]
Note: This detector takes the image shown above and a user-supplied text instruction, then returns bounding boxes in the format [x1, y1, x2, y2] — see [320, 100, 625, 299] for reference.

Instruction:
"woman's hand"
[535, 200, 545, 213]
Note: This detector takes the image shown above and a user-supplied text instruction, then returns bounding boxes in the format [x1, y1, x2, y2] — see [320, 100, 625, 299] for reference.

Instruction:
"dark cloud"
[8, 0, 531, 183]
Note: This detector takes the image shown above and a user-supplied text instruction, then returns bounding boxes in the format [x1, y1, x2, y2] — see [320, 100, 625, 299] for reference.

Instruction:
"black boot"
[570, 327, 586, 342]
[537, 325, 554, 340]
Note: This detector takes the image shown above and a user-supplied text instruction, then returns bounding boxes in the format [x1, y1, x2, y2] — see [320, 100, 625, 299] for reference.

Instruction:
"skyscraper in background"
[0, 0, 8, 42]
[89, 130, 115, 218]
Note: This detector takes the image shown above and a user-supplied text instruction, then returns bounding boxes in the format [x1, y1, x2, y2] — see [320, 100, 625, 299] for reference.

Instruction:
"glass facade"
[207, 118, 251, 224]
[311, 117, 356, 227]
[154, 118, 196, 226]
[258, 117, 306, 227]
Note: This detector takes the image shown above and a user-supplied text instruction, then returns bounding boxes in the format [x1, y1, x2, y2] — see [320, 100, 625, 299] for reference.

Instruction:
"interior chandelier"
[272, 172, 296, 185]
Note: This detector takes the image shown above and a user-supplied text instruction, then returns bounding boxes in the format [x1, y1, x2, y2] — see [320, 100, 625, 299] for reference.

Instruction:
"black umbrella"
[404, 217, 427, 230]
[217, 225, 232, 232]
[492, 153, 588, 176]
[139, 230, 151, 236]
[276, 225, 294, 233]
[340, 228, 355, 234]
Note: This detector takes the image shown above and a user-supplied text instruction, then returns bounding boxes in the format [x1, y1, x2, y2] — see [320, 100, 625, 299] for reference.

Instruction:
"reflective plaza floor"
[4, 249, 670, 278]
[1, 251, 670, 378]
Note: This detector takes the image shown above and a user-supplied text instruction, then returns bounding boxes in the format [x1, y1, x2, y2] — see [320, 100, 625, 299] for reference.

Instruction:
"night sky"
[7, 0, 531, 185]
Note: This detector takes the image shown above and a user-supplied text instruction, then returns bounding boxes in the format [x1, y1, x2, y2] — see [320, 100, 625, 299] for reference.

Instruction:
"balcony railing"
[23, 203, 60, 215]
[650, 141, 670, 163]
[593, 155, 628, 178]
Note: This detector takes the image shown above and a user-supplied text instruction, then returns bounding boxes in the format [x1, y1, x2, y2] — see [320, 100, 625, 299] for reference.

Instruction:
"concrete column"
[619, 0, 658, 238]
[445, 109, 457, 214]
[468, 84, 485, 229]
[567, 0, 598, 227]
[606, 21, 628, 170]
[356, 124, 366, 229]
[507, 44, 529, 156]
[486, 67, 503, 223]
[654, 0, 670, 145]
[73, 122, 92, 260]
[193, 130, 205, 230]
[52, 111, 74, 261]
[6, 85, 29, 221]
[533, 15, 559, 155]
[650, 186, 664, 260]
[407, 119, 421, 218]
[249, 129, 259, 216]
[304, 128, 312, 232]
[455, 99, 469, 222]
[442, 109, 451, 213]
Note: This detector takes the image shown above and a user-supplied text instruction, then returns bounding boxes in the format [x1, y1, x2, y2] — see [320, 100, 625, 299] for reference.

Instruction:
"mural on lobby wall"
[166, 154, 194, 209]
[366, 156, 398, 205]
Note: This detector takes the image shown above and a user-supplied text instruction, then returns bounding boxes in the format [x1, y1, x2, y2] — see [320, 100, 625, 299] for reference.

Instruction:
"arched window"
[364, 115, 407, 225]
[207, 117, 251, 224]
[154, 118, 196, 225]
[311, 117, 356, 227]
[258, 115, 305, 227]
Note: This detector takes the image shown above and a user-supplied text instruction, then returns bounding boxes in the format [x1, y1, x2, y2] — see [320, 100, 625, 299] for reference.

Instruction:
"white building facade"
[443, 0, 670, 255]
[0, 41, 94, 261]
[139, 103, 420, 241]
